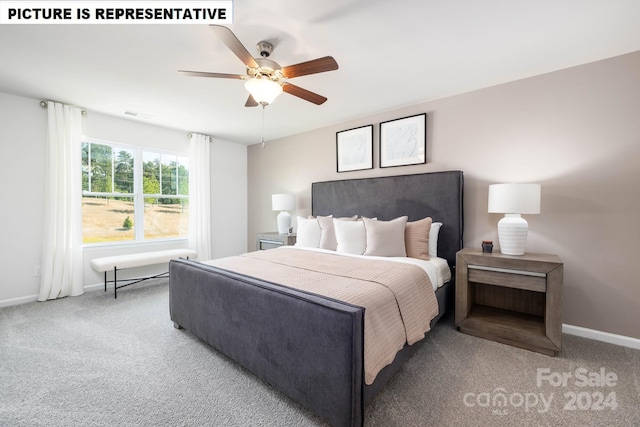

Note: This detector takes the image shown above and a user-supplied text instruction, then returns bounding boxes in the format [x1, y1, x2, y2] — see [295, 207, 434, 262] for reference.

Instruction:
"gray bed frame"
[169, 170, 463, 426]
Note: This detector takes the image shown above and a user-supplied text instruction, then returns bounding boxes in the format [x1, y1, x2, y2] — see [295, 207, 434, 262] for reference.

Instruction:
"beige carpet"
[366, 311, 640, 426]
[1, 279, 638, 426]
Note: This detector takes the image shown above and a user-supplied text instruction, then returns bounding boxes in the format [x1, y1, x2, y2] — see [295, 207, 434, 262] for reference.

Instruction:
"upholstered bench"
[90, 249, 197, 298]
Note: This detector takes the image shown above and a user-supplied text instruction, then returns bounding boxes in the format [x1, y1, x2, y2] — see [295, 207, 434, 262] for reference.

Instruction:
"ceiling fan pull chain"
[261, 105, 265, 149]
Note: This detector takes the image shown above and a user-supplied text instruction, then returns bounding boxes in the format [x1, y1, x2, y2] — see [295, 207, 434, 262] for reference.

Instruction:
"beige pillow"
[363, 216, 408, 257]
[405, 217, 432, 260]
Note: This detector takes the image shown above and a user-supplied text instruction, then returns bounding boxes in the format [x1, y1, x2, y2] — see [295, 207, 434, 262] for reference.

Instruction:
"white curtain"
[38, 102, 84, 301]
[188, 133, 212, 261]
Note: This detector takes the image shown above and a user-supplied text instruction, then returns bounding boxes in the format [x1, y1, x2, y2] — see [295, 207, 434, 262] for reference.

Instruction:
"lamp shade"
[488, 183, 541, 214]
[272, 194, 295, 211]
[245, 78, 283, 105]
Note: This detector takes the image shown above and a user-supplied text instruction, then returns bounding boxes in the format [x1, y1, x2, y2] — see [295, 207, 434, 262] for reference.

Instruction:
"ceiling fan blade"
[178, 70, 245, 79]
[245, 94, 258, 107]
[210, 25, 259, 69]
[282, 83, 328, 105]
[281, 56, 338, 78]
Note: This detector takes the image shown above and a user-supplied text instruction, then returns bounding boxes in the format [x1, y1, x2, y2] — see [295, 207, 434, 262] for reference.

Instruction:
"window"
[141, 151, 189, 239]
[82, 139, 188, 244]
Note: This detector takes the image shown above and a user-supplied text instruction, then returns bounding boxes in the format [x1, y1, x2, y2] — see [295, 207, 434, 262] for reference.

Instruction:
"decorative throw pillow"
[405, 217, 432, 260]
[429, 222, 443, 257]
[295, 216, 321, 248]
[318, 215, 357, 250]
[334, 219, 367, 255]
[363, 216, 408, 257]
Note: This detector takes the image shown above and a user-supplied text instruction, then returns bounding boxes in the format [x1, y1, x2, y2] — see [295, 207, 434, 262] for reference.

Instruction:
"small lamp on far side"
[272, 194, 295, 235]
[488, 183, 541, 256]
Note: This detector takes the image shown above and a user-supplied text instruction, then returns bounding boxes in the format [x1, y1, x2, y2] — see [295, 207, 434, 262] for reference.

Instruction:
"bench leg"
[105, 263, 175, 299]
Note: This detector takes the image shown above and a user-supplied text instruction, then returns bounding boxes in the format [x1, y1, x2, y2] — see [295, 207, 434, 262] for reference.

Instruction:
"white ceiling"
[1, 0, 639, 145]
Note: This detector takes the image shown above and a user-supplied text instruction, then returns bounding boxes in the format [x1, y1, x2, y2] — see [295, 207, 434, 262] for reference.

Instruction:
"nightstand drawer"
[259, 239, 284, 250]
[256, 232, 297, 250]
[468, 266, 546, 292]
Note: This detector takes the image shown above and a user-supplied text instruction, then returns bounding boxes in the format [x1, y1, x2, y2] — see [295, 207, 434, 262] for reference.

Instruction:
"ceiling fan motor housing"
[249, 58, 282, 81]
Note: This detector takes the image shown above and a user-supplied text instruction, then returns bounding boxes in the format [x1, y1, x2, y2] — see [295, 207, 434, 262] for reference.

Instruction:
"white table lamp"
[272, 194, 295, 235]
[488, 183, 541, 255]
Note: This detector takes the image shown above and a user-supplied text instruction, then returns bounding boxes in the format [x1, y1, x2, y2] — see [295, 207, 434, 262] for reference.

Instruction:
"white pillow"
[333, 219, 366, 255]
[363, 216, 408, 257]
[317, 215, 357, 251]
[295, 216, 321, 248]
[429, 222, 443, 257]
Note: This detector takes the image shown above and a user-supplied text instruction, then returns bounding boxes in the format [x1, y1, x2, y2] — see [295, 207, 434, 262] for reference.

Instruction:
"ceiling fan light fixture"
[244, 77, 283, 105]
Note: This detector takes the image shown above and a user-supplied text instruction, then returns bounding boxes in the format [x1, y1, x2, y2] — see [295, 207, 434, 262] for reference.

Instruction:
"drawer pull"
[468, 264, 546, 278]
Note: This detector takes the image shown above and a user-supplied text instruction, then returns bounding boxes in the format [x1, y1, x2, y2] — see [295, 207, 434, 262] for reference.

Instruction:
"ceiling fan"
[179, 25, 339, 107]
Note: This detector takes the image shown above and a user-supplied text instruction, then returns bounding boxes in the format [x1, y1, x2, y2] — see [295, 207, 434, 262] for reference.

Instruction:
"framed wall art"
[379, 113, 426, 168]
[336, 124, 373, 172]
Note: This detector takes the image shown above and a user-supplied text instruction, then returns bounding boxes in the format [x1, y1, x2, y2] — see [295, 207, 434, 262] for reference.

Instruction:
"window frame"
[82, 137, 189, 246]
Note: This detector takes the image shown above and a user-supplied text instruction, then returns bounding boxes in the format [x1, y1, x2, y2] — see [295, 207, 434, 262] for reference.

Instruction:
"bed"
[169, 170, 464, 426]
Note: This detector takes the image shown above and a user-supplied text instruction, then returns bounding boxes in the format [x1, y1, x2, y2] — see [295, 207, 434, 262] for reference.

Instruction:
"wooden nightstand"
[256, 232, 297, 251]
[455, 248, 563, 356]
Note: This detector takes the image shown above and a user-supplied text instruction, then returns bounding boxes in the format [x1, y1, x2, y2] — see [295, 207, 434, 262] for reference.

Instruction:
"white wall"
[0, 91, 247, 305]
[0, 92, 47, 305]
[211, 138, 248, 259]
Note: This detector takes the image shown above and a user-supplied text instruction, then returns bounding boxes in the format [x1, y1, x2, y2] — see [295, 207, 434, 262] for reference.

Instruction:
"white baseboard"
[0, 283, 105, 308]
[84, 283, 105, 292]
[0, 294, 38, 308]
[563, 323, 640, 350]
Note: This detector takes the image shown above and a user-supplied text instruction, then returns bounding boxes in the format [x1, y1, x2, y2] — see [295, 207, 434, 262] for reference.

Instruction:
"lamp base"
[497, 214, 528, 255]
[277, 211, 291, 235]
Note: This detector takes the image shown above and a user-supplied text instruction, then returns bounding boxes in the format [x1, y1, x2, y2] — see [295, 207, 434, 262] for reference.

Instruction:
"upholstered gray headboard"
[311, 170, 464, 267]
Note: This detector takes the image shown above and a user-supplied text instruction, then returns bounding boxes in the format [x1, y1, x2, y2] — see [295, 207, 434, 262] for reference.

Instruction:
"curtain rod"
[188, 133, 213, 142]
[40, 100, 88, 117]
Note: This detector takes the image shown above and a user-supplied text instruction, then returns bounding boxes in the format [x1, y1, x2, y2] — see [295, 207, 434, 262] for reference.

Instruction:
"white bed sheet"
[281, 246, 451, 291]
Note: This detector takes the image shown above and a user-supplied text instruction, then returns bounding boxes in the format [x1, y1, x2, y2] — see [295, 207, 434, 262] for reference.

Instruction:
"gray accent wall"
[248, 51, 640, 340]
